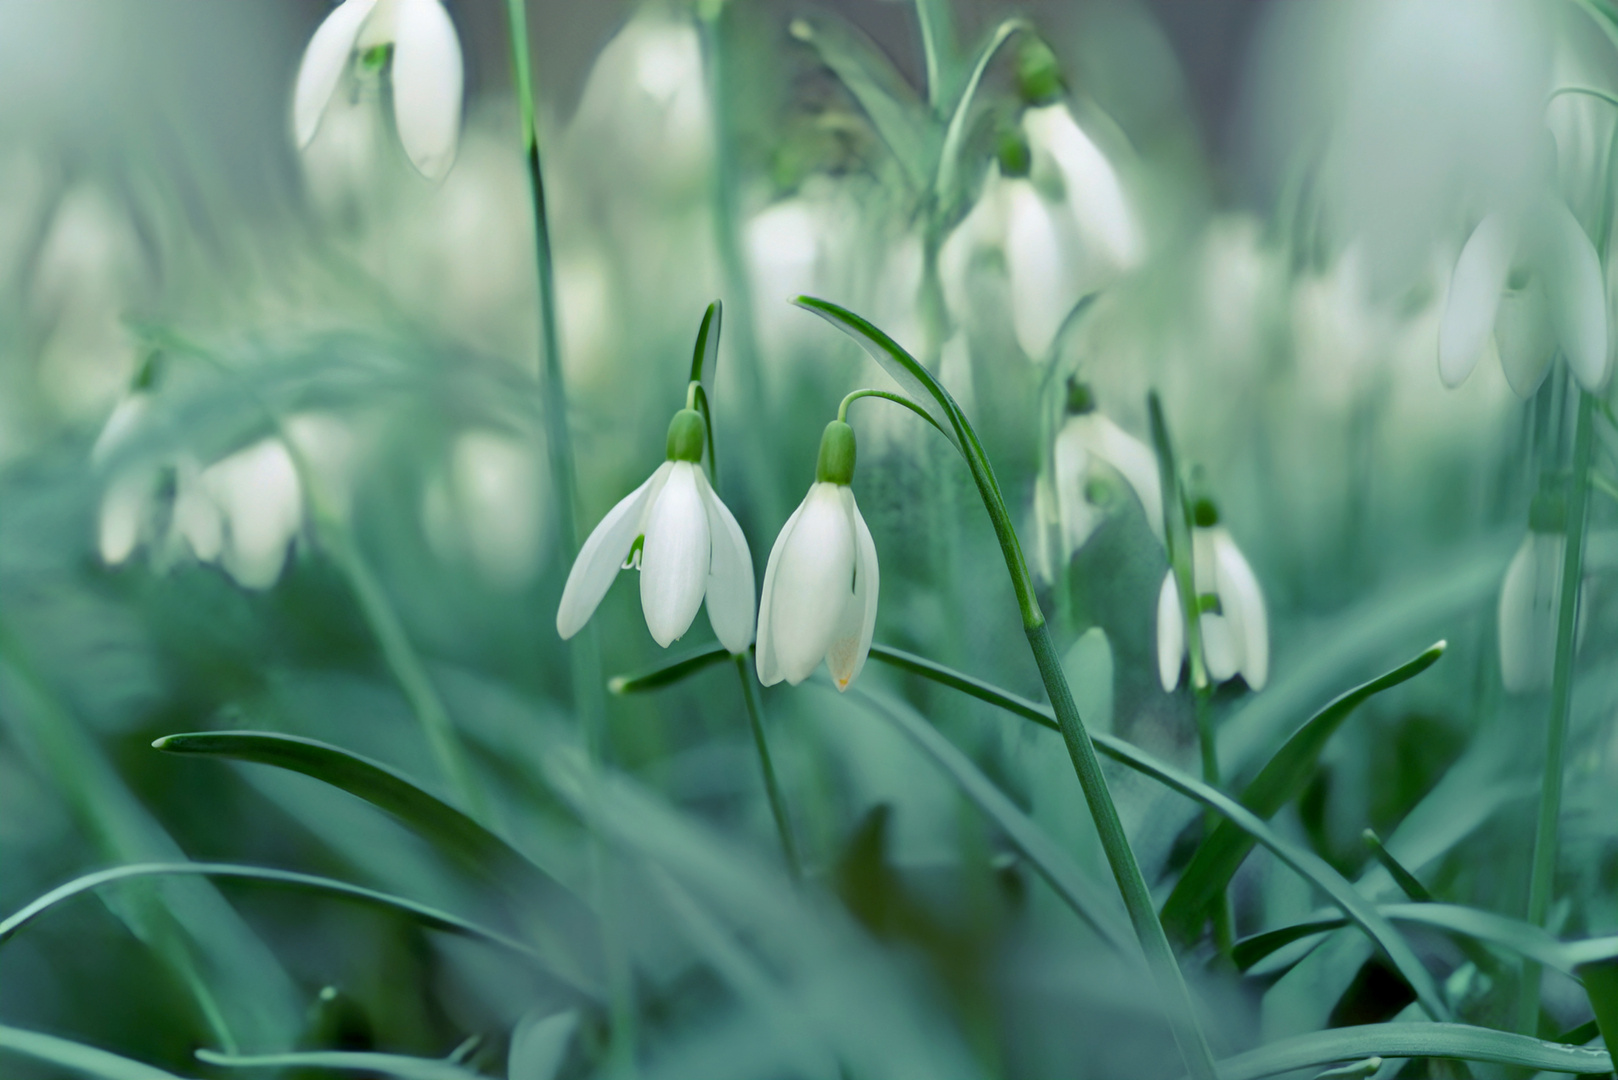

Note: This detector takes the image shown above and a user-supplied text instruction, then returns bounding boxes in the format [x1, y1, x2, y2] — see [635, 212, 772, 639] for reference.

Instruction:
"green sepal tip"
[816, 420, 857, 485]
[666, 409, 706, 463]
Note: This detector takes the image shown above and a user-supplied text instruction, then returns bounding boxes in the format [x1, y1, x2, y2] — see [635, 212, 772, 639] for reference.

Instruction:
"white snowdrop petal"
[1213, 528, 1268, 690]
[1026, 104, 1141, 268]
[391, 0, 463, 180]
[1199, 613, 1240, 683]
[639, 462, 710, 648]
[1536, 198, 1610, 393]
[825, 489, 879, 691]
[205, 440, 303, 590]
[1052, 419, 1100, 557]
[99, 470, 150, 566]
[1498, 531, 1561, 693]
[1494, 280, 1557, 399]
[1005, 182, 1075, 360]
[173, 460, 223, 563]
[1156, 570, 1184, 692]
[755, 497, 809, 686]
[698, 471, 757, 655]
[1086, 414, 1163, 544]
[1438, 212, 1515, 388]
[556, 463, 667, 640]
[293, 0, 379, 149]
[91, 394, 151, 467]
[770, 483, 857, 685]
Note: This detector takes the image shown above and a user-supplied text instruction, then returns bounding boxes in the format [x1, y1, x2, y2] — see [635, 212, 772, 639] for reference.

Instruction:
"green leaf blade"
[0, 1024, 191, 1080]
[1211, 1022, 1612, 1080]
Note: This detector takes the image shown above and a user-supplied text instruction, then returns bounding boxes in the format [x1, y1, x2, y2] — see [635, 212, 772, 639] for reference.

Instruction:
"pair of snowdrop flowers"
[294, 0, 464, 181]
[94, 394, 310, 590]
[1034, 380, 1268, 693]
[557, 407, 878, 690]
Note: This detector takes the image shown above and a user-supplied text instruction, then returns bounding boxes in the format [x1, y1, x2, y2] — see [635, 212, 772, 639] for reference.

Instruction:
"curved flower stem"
[1518, 388, 1595, 1035]
[838, 388, 943, 430]
[735, 656, 802, 881]
[1546, 85, 1618, 112]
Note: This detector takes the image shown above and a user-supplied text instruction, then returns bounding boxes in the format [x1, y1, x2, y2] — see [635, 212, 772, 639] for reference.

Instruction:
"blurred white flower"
[1498, 492, 1589, 693]
[293, 0, 464, 181]
[1157, 515, 1268, 692]
[200, 439, 304, 590]
[1439, 195, 1608, 397]
[422, 430, 547, 589]
[943, 103, 1141, 360]
[558, 412, 754, 653]
[1054, 384, 1163, 552]
[757, 422, 878, 690]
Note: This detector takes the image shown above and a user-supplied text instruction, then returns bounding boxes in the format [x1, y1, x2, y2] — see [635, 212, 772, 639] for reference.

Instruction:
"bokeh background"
[2, 1, 1616, 1077]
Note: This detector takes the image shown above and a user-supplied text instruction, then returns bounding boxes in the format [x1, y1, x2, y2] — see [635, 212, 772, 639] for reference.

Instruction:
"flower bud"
[815, 420, 857, 485]
[665, 408, 706, 463]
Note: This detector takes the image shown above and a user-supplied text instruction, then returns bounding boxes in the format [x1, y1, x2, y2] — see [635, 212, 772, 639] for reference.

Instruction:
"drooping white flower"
[557, 410, 755, 654]
[1157, 513, 1268, 693]
[422, 429, 547, 588]
[1051, 383, 1163, 556]
[1439, 195, 1609, 398]
[756, 421, 879, 690]
[200, 439, 305, 590]
[942, 104, 1141, 360]
[293, 0, 464, 181]
[1497, 491, 1589, 693]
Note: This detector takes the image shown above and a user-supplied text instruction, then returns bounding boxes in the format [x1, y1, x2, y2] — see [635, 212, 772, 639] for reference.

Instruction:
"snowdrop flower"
[1049, 380, 1163, 563]
[1439, 195, 1609, 398]
[200, 439, 305, 590]
[557, 410, 755, 653]
[294, 0, 464, 181]
[1157, 501, 1268, 692]
[1498, 489, 1587, 693]
[757, 421, 878, 690]
[942, 48, 1140, 360]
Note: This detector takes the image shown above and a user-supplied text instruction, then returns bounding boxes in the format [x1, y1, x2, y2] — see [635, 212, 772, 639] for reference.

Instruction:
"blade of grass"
[1160, 643, 1446, 940]
[1206, 1022, 1611, 1080]
[0, 863, 539, 962]
[1233, 903, 1568, 973]
[196, 1048, 484, 1080]
[0, 1024, 191, 1080]
[151, 730, 600, 997]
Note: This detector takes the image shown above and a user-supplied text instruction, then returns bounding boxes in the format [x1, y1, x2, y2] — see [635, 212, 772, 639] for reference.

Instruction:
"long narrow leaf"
[847, 688, 1134, 957]
[787, 14, 933, 191]
[1161, 642, 1446, 940]
[0, 863, 539, 961]
[1208, 1022, 1612, 1080]
[196, 1048, 484, 1080]
[152, 731, 600, 996]
[0, 1024, 190, 1080]
[1234, 903, 1568, 973]
[934, 19, 1030, 209]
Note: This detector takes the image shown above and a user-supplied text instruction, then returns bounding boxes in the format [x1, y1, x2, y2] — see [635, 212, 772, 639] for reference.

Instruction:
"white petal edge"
[1498, 531, 1560, 693]
[1005, 181, 1075, 360]
[1026, 104, 1141, 269]
[825, 489, 879, 691]
[1535, 198, 1610, 393]
[1493, 280, 1557, 399]
[1438, 212, 1515, 388]
[556, 463, 668, 640]
[390, 0, 463, 180]
[1085, 413, 1163, 545]
[99, 470, 150, 566]
[768, 482, 857, 685]
[1051, 418, 1100, 557]
[755, 495, 810, 686]
[1212, 527, 1268, 690]
[1156, 570, 1184, 692]
[698, 471, 757, 655]
[639, 462, 711, 648]
[293, 0, 378, 149]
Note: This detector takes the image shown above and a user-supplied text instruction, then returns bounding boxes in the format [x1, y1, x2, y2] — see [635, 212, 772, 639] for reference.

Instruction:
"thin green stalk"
[1518, 389, 1595, 1036]
[735, 656, 802, 881]
[503, 6, 629, 1071]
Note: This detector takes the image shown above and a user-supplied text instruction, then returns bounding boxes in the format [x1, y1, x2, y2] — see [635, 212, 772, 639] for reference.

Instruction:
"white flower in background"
[757, 421, 878, 690]
[1498, 492, 1588, 693]
[557, 410, 755, 653]
[943, 104, 1141, 360]
[200, 439, 305, 590]
[1157, 505, 1268, 692]
[1051, 381, 1163, 557]
[294, 0, 464, 181]
[422, 429, 547, 589]
[1439, 195, 1609, 398]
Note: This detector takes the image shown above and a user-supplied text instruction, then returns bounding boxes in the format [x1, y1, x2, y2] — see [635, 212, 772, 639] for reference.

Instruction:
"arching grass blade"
[0, 1024, 191, 1080]
[196, 1048, 484, 1080]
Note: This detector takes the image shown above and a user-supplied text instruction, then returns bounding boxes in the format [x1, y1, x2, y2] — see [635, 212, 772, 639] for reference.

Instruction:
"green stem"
[1518, 389, 1595, 1036]
[838, 388, 942, 430]
[1025, 622, 1221, 1079]
[735, 656, 801, 880]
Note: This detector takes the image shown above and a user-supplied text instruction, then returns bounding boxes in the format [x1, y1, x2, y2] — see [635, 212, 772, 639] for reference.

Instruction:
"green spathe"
[815, 421, 857, 485]
[666, 409, 706, 463]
